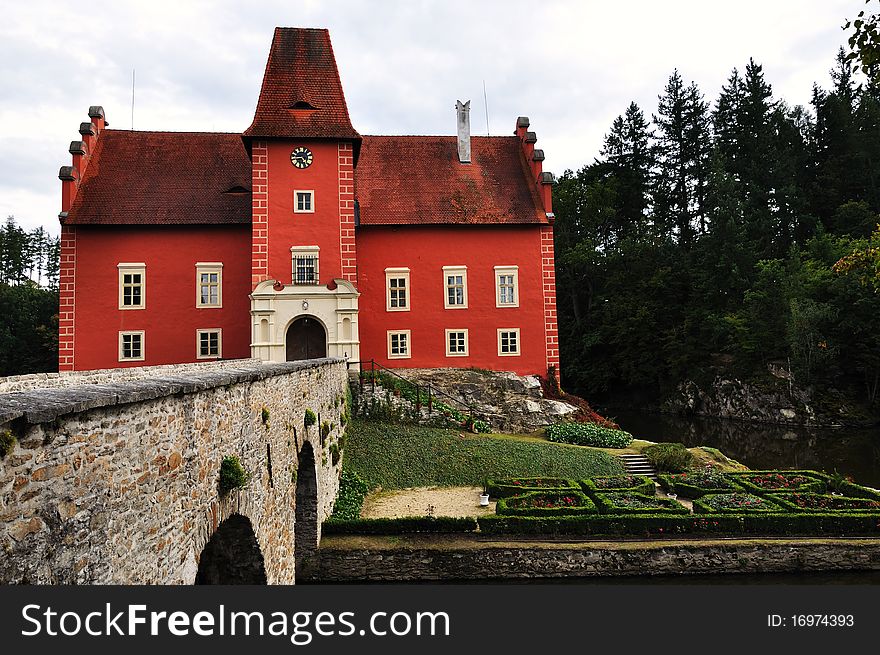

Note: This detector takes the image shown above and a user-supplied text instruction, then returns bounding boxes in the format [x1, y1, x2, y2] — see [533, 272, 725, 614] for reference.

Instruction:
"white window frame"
[196, 328, 223, 359]
[196, 262, 223, 308]
[294, 190, 315, 213]
[118, 330, 145, 362]
[387, 330, 411, 359]
[291, 246, 320, 285]
[495, 265, 520, 308]
[497, 328, 521, 357]
[385, 267, 411, 312]
[117, 263, 145, 310]
[443, 265, 468, 309]
[445, 329, 469, 357]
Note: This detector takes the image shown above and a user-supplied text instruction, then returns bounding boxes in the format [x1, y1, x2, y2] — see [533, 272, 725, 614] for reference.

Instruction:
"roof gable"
[356, 136, 548, 226]
[243, 27, 360, 143]
[65, 131, 252, 226]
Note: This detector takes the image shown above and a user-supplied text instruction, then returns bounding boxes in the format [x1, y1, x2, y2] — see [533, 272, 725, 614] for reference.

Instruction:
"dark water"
[611, 410, 880, 488]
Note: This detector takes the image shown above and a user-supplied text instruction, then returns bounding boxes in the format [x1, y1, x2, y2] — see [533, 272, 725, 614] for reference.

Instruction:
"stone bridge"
[0, 358, 348, 584]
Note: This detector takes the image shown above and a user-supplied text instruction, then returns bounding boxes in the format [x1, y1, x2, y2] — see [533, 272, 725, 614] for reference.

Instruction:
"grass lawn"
[345, 419, 625, 489]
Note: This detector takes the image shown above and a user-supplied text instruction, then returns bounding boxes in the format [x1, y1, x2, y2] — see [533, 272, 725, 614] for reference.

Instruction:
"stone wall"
[0, 359, 348, 584]
[307, 535, 880, 581]
[0, 358, 262, 393]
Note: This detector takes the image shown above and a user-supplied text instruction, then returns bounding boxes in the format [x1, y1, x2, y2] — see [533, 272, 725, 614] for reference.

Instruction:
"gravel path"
[361, 486, 497, 518]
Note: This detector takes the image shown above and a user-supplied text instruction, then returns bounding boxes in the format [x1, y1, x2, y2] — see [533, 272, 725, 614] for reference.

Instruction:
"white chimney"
[456, 100, 471, 163]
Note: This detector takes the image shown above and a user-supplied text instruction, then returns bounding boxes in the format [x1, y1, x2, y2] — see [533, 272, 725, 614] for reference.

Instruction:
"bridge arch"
[294, 441, 319, 577]
[195, 513, 267, 584]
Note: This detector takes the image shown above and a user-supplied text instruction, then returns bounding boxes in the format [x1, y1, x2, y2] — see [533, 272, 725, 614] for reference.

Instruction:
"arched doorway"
[286, 316, 327, 361]
[294, 442, 319, 578]
[195, 514, 267, 584]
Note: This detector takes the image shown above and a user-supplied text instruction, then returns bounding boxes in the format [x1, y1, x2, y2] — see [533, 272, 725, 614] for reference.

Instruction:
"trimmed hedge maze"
[322, 470, 880, 537]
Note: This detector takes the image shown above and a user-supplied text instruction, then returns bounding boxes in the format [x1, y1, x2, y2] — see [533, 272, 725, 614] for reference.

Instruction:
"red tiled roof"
[243, 27, 360, 143]
[356, 136, 548, 225]
[65, 131, 251, 225]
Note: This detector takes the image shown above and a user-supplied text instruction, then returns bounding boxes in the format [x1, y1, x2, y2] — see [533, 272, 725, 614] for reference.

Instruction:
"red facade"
[57, 28, 558, 377]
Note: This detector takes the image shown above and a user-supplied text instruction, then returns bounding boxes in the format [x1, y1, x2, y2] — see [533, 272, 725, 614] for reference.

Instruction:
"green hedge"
[730, 471, 828, 495]
[693, 493, 789, 514]
[495, 490, 598, 517]
[487, 477, 579, 499]
[330, 469, 369, 520]
[837, 480, 880, 501]
[768, 493, 880, 513]
[658, 473, 741, 499]
[643, 443, 694, 472]
[545, 422, 633, 448]
[593, 492, 690, 515]
[322, 516, 478, 535]
[582, 476, 656, 497]
[476, 513, 880, 537]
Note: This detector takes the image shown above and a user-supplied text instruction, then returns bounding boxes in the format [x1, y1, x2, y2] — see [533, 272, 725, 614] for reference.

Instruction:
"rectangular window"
[385, 268, 410, 311]
[443, 266, 468, 309]
[387, 330, 411, 359]
[445, 329, 469, 357]
[291, 246, 320, 285]
[498, 328, 521, 356]
[119, 331, 145, 362]
[294, 190, 314, 213]
[118, 263, 145, 310]
[197, 329, 222, 359]
[196, 263, 223, 308]
[495, 266, 520, 307]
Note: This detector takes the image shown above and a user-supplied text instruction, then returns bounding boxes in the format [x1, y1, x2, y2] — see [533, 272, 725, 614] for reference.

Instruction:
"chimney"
[456, 100, 471, 163]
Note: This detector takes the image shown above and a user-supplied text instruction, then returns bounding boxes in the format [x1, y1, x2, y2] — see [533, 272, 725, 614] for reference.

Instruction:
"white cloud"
[0, 0, 859, 233]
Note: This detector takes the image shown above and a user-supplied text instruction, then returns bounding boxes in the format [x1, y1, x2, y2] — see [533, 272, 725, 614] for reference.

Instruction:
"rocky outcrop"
[663, 375, 875, 427]
[391, 368, 578, 433]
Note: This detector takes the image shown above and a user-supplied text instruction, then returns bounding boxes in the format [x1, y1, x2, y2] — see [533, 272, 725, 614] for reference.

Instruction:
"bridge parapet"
[0, 358, 347, 584]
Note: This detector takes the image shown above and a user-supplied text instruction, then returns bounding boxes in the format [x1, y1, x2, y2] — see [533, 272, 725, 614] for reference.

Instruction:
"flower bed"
[732, 471, 827, 495]
[659, 469, 740, 499]
[593, 492, 689, 515]
[487, 477, 579, 499]
[693, 492, 787, 513]
[545, 422, 633, 448]
[495, 490, 598, 516]
[581, 475, 655, 497]
[769, 493, 880, 513]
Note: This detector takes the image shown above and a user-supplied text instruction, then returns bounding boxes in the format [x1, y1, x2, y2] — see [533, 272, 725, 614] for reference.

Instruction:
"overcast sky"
[0, 0, 861, 234]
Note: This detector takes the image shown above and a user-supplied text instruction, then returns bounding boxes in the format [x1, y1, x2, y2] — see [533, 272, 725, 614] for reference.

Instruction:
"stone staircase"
[618, 454, 658, 480]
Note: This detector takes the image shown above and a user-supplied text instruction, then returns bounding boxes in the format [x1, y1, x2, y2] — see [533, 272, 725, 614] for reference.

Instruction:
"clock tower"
[242, 27, 361, 365]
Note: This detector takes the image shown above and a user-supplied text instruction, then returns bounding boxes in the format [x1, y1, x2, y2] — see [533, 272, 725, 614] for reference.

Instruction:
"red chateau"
[57, 28, 559, 377]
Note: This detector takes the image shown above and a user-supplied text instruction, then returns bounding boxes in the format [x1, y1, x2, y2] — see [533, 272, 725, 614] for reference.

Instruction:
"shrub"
[593, 492, 689, 515]
[643, 443, 693, 472]
[0, 430, 15, 458]
[693, 493, 787, 513]
[260, 406, 270, 427]
[487, 477, 579, 498]
[837, 480, 880, 501]
[330, 469, 368, 520]
[218, 455, 249, 493]
[477, 512, 880, 537]
[545, 422, 633, 448]
[733, 471, 827, 494]
[769, 492, 880, 513]
[329, 443, 341, 466]
[495, 490, 597, 516]
[321, 420, 331, 442]
[304, 408, 317, 427]
[582, 475, 655, 497]
[323, 516, 478, 535]
[659, 469, 740, 498]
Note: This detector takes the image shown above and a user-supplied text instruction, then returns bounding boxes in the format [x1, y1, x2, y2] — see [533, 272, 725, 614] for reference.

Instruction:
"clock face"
[290, 147, 313, 169]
